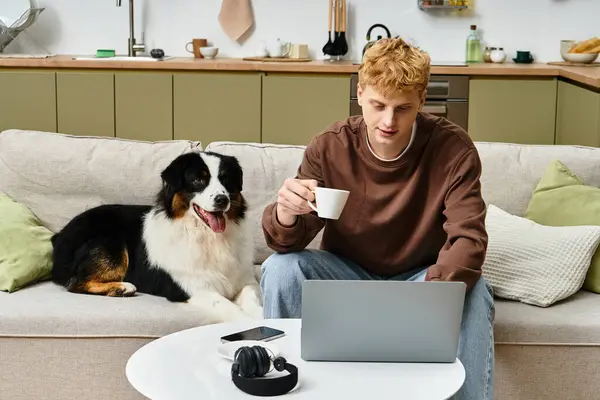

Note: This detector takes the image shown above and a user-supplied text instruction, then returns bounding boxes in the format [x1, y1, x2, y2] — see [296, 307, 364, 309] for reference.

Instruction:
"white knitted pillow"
[482, 205, 600, 307]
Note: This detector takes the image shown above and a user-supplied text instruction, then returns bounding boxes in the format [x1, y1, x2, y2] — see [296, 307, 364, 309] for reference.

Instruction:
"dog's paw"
[249, 307, 264, 320]
[108, 282, 137, 297]
[212, 308, 256, 324]
[242, 301, 264, 319]
[185, 294, 257, 324]
[120, 282, 137, 296]
[218, 303, 260, 323]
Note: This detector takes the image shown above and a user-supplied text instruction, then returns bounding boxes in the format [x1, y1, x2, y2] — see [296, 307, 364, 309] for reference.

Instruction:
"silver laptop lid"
[300, 280, 466, 363]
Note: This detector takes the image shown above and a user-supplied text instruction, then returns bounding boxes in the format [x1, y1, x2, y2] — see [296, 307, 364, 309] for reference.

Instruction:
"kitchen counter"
[0, 55, 599, 89]
[557, 66, 600, 89]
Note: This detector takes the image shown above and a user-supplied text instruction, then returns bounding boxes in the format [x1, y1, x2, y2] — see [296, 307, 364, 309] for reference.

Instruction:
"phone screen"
[220, 326, 286, 343]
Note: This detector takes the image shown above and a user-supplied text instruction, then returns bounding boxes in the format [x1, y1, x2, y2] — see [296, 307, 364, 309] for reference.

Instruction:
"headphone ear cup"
[233, 347, 244, 361]
[231, 346, 299, 397]
[273, 357, 286, 372]
[235, 346, 255, 377]
[252, 346, 271, 377]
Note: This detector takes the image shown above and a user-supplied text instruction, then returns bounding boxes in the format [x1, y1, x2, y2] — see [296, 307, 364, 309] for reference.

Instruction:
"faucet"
[116, 0, 145, 57]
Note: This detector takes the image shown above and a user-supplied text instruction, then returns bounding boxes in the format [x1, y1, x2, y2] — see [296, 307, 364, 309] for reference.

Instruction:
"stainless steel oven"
[349, 74, 470, 131]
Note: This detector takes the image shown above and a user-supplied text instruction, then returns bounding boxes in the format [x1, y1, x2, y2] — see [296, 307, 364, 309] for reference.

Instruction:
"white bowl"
[199, 46, 219, 59]
[561, 52, 599, 64]
[560, 40, 577, 54]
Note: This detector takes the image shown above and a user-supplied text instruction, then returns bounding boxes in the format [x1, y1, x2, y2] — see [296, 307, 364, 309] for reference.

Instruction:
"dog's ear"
[161, 154, 190, 192]
[232, 157, 243, 192]
[222, 155, 243, 193]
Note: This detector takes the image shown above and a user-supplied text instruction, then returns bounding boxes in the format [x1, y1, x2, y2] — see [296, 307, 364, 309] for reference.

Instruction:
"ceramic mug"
[515, 50, 533, 62]
[186, 38, 208, 58]
[289, 44, 309, 59]
[307, 187, 350, 220]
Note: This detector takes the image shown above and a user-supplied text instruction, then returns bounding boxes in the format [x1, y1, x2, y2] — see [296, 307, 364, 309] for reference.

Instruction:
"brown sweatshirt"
[262, 112, 488, 290]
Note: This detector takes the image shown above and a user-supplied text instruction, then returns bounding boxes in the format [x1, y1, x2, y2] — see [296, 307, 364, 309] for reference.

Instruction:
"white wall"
[8, 0, 600, 63]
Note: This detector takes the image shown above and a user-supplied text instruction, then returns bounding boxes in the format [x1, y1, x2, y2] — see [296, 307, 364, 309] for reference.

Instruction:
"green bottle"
[466, 24, 481, 63]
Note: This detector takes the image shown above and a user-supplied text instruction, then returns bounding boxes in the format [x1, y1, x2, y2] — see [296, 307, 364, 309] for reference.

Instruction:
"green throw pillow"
[524, 160, 600, 293]
[0, 193, 53, 292]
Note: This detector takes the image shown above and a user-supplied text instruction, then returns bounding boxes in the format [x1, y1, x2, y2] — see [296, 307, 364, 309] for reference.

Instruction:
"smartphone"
[220, 326, 286, 343]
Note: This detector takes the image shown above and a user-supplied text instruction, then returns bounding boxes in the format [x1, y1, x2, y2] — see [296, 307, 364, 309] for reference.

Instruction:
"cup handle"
[306, 190, 317, 213]
[185, 42, 193, 53]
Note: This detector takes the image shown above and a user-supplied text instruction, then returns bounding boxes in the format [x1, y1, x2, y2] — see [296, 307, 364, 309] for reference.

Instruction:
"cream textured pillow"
[482, 205, 600, 307]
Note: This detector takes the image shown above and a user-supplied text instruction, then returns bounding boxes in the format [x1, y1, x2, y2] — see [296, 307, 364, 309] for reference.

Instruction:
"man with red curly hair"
[260, 37, 494, 400]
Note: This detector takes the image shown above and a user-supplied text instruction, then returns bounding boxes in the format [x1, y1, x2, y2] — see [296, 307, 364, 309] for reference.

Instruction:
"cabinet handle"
[426, 81, 450, 97]
[428, 82, 449, 90]
[423, 104, 447, 114]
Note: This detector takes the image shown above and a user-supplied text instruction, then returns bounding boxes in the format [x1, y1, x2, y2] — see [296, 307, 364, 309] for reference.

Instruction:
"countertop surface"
[0, 55, 599, 89]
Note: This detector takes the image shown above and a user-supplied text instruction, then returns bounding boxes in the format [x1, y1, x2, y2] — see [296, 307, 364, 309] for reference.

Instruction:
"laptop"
[300, 280, 466, 363]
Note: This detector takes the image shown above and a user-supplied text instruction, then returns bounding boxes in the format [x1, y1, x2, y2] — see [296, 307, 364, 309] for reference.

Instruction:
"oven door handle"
[428, 82, 449, 90]
[422, 104, 447, 115]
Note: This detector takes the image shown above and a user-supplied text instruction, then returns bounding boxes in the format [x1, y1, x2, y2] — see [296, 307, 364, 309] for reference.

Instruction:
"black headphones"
[231, 345, 298, 396]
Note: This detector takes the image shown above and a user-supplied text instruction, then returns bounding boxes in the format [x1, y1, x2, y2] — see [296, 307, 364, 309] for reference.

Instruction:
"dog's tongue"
[206, 212, 226, 233]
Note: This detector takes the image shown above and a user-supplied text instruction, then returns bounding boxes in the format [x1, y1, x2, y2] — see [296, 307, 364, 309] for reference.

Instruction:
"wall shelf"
[418, 1, 468, 11]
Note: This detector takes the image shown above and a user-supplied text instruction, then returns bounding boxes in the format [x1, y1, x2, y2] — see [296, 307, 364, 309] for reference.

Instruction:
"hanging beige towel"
[218, 0, 254, 42]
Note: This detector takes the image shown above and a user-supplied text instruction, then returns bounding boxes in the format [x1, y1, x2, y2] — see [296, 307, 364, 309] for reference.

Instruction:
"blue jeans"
[260, 249, 495, 400]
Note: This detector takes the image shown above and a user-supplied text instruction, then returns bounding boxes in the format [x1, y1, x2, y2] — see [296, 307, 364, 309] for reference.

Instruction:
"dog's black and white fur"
[51, 151, 262, 323]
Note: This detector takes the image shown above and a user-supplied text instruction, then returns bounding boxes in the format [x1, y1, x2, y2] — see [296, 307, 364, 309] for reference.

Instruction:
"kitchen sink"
[72, 56, 174, 62]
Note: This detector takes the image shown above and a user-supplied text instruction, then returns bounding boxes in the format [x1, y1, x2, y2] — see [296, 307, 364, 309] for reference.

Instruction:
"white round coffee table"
[126, 318, 465, 400]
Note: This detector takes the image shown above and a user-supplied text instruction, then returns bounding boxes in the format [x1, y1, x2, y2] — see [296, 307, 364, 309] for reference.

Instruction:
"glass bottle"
[466, 25, 481, 63]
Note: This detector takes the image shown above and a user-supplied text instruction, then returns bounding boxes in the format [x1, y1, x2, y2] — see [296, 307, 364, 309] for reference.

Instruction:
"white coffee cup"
[307, 187, 350, 220]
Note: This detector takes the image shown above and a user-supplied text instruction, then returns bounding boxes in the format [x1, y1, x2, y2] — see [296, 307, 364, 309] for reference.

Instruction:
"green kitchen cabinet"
[173, 72, 261, 145]
[57, 71, 115, 137]
[261, 73, 351, 145]
[115, 71, 173, 141]
[556, 80, 600, 147]
[468, 77, 557, 145]
[0, 70, 56, 133]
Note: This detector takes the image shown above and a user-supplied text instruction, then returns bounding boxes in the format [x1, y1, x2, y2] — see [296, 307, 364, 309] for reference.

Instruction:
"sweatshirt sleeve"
[425, 148, 488, 291]
[261, 137, 326, 253]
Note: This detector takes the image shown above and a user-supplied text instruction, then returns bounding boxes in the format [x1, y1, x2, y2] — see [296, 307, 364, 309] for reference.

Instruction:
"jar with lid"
[483, 47, 494, 63]
[491, 47, 506, 63]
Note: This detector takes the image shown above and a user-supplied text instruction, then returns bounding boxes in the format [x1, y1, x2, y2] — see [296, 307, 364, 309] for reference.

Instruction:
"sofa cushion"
[2, 279, 599, 346]
[482, 205, 600, 307]
[0, 130, 203, 233]
[475, 142, 600, 217]
[524, 159, 600, 294]
[494, 290, 600, 345]
[205, 141, 323, 264]
[0, 281, 208, 337]
[0, 193, 54, 292]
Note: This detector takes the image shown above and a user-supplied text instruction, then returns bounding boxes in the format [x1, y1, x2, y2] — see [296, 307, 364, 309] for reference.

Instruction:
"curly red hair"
[358, 37, 431, 97]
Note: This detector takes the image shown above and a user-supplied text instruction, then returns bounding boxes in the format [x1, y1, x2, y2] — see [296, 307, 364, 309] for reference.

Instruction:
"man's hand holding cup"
[276, 178, 351, 225]
[276, 178, 318, 227]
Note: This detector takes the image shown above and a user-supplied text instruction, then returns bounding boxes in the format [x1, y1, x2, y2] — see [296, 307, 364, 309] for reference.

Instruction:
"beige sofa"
[1, 129, 599, 400]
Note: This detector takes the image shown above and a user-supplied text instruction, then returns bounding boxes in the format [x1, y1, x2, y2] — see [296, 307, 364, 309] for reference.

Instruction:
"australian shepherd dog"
[50, 151, 263, 324]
